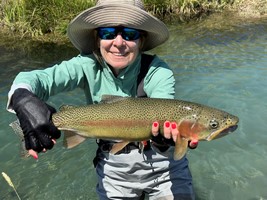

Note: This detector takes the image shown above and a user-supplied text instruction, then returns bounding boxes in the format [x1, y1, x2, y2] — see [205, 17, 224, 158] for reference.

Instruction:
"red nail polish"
[153, 122, 158, 127]
[171, 123, 177, 129]
[33, 155, 38, 160]
[165, 122, 170, 128]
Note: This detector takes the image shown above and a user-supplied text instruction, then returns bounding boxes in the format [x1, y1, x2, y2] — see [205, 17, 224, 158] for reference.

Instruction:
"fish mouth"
[206, 125, 238, 141]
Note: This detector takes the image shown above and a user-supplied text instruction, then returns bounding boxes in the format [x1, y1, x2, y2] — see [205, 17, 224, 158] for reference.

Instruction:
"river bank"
[0, 0, 266, 45]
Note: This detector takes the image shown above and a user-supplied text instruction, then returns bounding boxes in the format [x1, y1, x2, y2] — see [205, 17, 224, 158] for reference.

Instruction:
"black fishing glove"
[11, 88, 61, 152]
[151, 134, 197, 152]
[151, 134, 175, 152]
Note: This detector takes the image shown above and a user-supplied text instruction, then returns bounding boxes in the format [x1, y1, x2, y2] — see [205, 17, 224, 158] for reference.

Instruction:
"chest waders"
[93, 54, 155, 167]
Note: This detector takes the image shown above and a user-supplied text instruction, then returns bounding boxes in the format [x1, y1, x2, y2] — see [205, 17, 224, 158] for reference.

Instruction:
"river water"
[0, 14, 266, 200]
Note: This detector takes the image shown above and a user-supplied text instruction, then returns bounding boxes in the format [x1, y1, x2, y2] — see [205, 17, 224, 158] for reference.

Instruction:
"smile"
[112, 52, 129, 56]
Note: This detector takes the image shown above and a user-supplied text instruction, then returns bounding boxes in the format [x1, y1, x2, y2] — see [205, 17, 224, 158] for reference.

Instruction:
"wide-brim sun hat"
[67, 0, 169, 54]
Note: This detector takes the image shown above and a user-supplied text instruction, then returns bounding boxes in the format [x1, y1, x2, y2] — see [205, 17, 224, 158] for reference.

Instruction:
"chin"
[109, 60, 129, 68]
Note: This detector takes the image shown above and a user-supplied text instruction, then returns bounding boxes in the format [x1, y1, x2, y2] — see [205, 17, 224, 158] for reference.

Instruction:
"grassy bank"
[0, 0, 95, 41]
[0, 0, 266, 43]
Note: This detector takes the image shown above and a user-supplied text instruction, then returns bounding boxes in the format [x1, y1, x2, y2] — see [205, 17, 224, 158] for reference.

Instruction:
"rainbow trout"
[10, 95, 239, 160]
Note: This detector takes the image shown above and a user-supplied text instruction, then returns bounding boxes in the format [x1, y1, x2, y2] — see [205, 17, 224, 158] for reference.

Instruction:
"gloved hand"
[11, 88, 61, 153]
[151, 121, 198, 152]
[151, 133, 175, 152]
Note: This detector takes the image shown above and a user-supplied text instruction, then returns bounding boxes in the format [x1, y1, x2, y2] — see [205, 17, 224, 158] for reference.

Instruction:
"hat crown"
[68, 0, 169, 54]
[96, 0, 144, 10]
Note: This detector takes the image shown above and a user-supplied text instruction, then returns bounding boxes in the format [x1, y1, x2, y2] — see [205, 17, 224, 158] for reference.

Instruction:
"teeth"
[113, 52, 126, 56]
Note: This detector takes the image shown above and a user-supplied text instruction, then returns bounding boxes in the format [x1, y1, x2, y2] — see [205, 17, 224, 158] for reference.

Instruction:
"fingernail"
[153, 122, 158, 127]
[165, 122, 170, 128]
[33, 154, 38, 160]
[171, 123, 177, 129]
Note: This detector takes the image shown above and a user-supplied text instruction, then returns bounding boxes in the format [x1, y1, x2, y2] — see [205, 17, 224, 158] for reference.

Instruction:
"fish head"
[174, 106, 239, 160]
[195, 107, 239, 141]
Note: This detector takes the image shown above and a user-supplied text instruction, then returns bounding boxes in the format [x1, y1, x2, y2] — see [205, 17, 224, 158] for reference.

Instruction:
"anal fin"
[110, 141, 129, 154]
[63, 130, 87, 149]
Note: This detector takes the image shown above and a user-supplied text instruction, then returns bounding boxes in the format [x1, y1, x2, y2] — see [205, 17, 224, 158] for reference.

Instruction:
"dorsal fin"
[59, 105, 77, 111]
[100, 95, 128, 104]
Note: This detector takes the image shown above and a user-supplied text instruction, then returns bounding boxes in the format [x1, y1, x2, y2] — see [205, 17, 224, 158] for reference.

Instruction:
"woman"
[7, 0, 196, 199]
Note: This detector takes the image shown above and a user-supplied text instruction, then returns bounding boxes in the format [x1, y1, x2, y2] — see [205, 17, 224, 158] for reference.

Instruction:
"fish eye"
[209, 119, 219, 129]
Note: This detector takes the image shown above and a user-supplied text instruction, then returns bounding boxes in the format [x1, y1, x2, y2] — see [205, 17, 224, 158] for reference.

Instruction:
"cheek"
[129, 40, 141, 58]
[99, 40, 111, 52]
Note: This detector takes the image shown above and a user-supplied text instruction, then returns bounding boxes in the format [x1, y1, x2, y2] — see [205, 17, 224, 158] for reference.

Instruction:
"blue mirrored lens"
[97, 27, 140, 41]
[98, 27, 117, 40]
[122, 28, 140, 40]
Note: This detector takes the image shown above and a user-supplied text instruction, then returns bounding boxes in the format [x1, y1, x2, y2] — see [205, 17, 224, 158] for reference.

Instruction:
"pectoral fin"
[173, 134, 188, 160]
[173, 119, 201, 160]
[110, 141, 129, 154]
[63, 131, 87, 149]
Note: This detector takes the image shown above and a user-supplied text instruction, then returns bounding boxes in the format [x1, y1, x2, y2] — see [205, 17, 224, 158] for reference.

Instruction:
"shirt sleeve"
[7, 55, 95, 111]
[144, 55, 176, 99]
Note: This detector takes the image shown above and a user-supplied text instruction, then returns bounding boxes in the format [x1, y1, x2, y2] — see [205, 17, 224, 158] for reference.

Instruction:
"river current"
[0, 14, 266, 199]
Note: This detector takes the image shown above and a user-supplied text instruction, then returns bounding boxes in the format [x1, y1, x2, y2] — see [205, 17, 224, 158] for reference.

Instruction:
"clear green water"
[0, 15, 267, 199]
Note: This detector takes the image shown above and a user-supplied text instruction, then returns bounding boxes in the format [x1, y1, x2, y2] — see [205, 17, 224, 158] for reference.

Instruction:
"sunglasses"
[97, 27, 141, 41]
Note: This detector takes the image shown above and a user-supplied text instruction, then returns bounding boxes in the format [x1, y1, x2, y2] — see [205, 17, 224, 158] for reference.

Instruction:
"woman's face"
[99, 33, 141, 75]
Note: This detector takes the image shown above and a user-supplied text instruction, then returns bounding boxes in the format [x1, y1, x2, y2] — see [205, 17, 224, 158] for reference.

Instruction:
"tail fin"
[9, 120, 30, 158]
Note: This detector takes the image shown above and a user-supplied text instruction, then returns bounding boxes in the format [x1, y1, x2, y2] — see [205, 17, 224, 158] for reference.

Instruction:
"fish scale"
[10, 96, 239, 160]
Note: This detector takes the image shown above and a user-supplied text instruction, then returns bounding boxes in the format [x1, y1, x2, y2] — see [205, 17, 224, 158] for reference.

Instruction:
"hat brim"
[67, 4, 169, 54]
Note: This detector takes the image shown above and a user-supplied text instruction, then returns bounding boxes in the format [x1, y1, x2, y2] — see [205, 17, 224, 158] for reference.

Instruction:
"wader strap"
[137, 54, 155, 97]
[93, 141, 152, 167]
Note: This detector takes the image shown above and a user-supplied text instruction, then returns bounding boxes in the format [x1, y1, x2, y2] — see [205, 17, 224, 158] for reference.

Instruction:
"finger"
[49, 123, 61, 139]
[188, 139, 198, 149]
[25, 133, 44, 153]
[151, 121, 159, 136]
[163, 121, 171, 139]
[41, 139, 56, 152]
[28, 149, 38, 160]
[36, 131, 54, 150]
[52, 139, 57, 144]
[170, 122, 179, 142]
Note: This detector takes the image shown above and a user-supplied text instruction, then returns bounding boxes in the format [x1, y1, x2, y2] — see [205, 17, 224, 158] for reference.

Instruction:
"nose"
[113, 33, 125, 47]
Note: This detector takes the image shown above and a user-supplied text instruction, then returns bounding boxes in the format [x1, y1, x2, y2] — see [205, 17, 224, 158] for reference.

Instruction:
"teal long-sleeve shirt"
[7, 53, 175, 110]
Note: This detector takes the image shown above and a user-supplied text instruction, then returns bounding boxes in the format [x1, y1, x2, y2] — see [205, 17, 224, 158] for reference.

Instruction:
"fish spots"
[183, 106, 193, 111]
[81, 119, 149, 127]
[52, 97, 238, 146]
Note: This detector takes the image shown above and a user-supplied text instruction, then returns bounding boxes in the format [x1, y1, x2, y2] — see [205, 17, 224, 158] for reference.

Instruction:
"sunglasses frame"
[97, 27, 142, 41]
